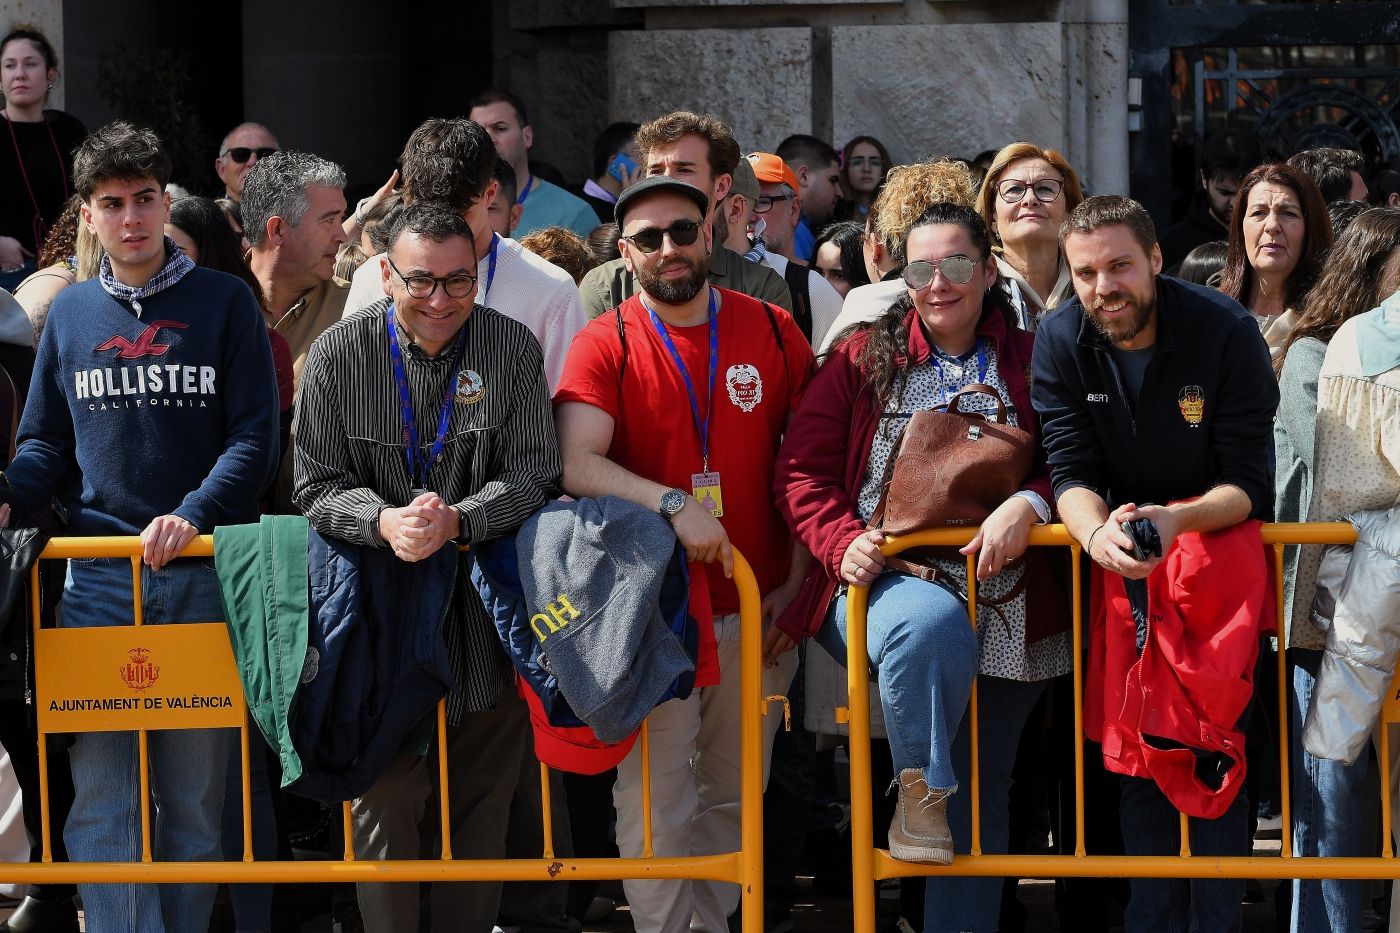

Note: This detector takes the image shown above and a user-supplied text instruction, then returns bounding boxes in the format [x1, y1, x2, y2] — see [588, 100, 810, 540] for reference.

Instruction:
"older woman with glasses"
[774, 202, 1069, 933]
[974, 143, 1085, 330]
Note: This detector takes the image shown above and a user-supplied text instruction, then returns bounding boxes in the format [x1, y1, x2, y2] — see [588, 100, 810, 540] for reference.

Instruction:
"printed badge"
[1178, 385, 1204, 427]
[691, 471, 723, 518]
[456, 369, 485, 404]
[725, 363, 763, 412]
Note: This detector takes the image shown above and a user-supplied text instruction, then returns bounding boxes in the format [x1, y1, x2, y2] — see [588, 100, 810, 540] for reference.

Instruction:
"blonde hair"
[75, 224, 103, 282]
[975, 142, 1085, 242]
[869, 159, 978, 264]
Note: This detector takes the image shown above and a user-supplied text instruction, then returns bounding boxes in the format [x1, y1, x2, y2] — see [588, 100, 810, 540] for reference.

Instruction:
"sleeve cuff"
[360, 503, 388, 547]
[1014, 490, 1051, 524]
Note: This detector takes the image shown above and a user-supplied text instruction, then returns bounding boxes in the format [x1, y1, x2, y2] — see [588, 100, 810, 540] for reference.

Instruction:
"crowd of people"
[3, 21, 1400, 933]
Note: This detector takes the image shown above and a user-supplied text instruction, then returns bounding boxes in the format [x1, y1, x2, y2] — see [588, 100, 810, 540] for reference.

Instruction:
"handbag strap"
[944, 382, 1009, 423]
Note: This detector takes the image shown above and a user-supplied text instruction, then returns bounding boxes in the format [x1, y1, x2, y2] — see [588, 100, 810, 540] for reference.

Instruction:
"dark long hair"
[832, 203, 1014, 408]
[1276, 206, 1400, 374]
[1219, 162, 1331, 312]
[168, 196, 264, 309]
[812, 220, 870, 290]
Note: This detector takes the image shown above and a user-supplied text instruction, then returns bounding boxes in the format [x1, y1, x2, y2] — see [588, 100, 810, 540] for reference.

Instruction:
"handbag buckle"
[967, 424, 982, 441]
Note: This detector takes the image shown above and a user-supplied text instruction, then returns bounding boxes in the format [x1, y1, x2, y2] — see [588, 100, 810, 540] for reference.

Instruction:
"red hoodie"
[773, 306, 1066, 644]
[1088, 519, 1274, 819]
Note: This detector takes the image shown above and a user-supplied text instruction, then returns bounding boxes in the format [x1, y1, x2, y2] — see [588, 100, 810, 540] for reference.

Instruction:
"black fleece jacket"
[1030, 275, 1278, 519]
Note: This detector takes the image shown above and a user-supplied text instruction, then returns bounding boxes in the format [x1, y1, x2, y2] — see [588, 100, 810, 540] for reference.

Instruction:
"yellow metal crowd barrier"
[842, 522, 1395, 933]
[14, 536, 772, 932]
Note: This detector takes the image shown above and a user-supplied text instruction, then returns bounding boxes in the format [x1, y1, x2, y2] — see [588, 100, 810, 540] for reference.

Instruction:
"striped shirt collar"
[99, 238, 196, 306]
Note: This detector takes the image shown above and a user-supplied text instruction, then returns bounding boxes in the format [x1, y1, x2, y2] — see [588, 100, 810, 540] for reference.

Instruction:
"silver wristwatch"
[658, 488, 688, 522]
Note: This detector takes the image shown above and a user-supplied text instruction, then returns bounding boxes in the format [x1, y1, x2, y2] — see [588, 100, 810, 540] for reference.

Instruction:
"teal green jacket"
[214, 515, 310, 787]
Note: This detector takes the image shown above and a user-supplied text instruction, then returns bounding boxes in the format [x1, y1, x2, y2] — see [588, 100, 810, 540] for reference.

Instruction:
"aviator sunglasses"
[623, 219, 701, 254]
[221, 146, 279, 164]
[902, 255, 978, 289]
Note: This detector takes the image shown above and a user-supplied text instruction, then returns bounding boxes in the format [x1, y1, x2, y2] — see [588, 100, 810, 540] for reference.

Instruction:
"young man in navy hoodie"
[1, 122, 279, 933]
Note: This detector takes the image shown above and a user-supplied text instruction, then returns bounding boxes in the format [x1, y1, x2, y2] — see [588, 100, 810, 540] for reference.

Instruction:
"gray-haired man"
[243, 151, 350, 512]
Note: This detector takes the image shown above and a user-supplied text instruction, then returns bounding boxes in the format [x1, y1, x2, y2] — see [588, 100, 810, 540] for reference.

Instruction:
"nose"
[1093, 272, 1116, 296]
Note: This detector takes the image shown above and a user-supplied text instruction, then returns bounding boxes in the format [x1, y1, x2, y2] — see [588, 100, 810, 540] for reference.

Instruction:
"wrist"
[1085, 522, 1105, 556]
[353, 198, 370, 226]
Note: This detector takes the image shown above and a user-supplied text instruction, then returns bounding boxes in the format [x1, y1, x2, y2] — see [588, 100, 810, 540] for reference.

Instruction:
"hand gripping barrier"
[17, 536, 772, 932]
[841, 522, 1399, 933]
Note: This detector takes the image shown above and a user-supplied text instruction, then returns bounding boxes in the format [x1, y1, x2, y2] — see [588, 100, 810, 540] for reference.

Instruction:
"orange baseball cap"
[746, 152, 801, 192]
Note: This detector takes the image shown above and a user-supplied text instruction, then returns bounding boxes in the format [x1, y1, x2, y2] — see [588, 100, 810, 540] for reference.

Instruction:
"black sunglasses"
[221, 146, 278, 164]
[623, 219, 701, 254]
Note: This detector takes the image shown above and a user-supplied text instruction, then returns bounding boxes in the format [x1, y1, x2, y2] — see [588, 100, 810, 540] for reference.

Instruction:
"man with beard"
[553, 175, 811, 933]
[1031, 195, 1277, 933]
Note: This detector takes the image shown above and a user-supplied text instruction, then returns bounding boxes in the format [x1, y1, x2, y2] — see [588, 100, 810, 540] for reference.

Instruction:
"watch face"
[661, 490, 686, 516]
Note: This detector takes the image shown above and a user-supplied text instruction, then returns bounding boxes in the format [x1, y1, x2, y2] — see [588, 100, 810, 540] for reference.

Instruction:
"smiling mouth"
[1094, 297, 1129, 314]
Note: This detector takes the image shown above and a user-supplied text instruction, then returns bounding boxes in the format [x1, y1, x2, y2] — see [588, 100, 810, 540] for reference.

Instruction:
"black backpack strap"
[609, 265, 628, 312]
[781, 261, 812, 342]
[759, 301, 785, 354]
[614, 304, 628, 383]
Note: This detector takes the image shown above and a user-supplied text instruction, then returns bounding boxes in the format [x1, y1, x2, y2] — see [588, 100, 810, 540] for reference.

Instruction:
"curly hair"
[834, 203, 1014, 409]
[518, 226, 598, 285]
[1276, 206, 1400, 374]
[868, 159, 978, 265]
[634, 112, 741, 182]
[36, 195, 81, 269]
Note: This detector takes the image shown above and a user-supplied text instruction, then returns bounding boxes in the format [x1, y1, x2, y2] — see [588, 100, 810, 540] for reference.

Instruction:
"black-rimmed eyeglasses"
[996, 178, 1064, 204]
[386, 256, 478, 299]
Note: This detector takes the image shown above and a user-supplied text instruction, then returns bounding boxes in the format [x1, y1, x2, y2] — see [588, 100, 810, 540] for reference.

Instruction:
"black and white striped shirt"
[293, 299, 561, 715]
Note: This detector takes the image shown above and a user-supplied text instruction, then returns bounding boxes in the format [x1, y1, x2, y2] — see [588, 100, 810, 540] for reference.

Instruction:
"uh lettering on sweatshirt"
[73, 319, 218, 411]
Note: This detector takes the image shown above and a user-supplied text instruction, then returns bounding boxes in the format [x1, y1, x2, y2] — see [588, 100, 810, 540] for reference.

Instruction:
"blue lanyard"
[644, 289, 719, 472]
[385, 305, 469, 490]
[483, 233, 500, 302]
[516, 174, 534, 206]
[930, 338, 988, 405]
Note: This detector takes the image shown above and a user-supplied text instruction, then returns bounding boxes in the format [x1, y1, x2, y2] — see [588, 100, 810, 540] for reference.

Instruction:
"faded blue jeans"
[816, 572, 979, 789]
[1289, 648, 1369, 933]
[62, 557, 234, 933]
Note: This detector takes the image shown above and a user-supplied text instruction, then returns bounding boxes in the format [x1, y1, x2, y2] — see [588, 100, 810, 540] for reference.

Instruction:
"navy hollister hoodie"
[5, 260, 279, 534]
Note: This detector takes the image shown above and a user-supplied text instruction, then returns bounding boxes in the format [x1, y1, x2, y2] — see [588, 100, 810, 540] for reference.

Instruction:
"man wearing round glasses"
[294, 199, 558, 932]
[214, 122, 280, 203]
[555, 175, 812, 933]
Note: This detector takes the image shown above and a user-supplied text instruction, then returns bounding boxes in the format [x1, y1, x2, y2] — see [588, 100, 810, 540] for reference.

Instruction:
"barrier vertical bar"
[437, 700, 453, 859]
[1178, 811, 1191, 858]
[240, 724, 253, 861]
[1382, 720, 1394, 859]
[342, 803, 355, 861]
[966, 553, 981, 856]
[1070, 543, 1086, 857]
[640, 720, 654, 859]
[1273, 543, 1292, 859]
[131, 557, 153, 862]
[540, 763, 555, 861]
[845, 579, 876, 933]
[734, 550, 764, 933]
[30, 563, 52, 863]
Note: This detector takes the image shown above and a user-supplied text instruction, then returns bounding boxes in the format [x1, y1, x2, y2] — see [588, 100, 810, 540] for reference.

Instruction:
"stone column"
[1, 0, 65, 109]
[1063, 0, 1130, 197]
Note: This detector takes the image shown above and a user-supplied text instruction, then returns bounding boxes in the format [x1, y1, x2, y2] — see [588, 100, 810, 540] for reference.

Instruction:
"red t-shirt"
[554, 287, 814, 683]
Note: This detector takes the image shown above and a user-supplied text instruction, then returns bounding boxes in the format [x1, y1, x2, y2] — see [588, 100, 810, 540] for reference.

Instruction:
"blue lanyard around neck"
[483, 233, 500, 302]
[516, 174, 534, 206]
[385, 304, 469, 490]
[644, 289, 720, 472]
[929, 338, 988, 404]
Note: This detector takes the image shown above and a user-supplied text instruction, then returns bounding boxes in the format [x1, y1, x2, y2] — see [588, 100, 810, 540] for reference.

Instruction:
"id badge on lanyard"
[646, 289, 724, 517]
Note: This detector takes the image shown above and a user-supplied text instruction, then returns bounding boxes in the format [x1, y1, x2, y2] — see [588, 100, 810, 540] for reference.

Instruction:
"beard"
[636, 253, 709, 305]
[1087, 288, 1156, 345]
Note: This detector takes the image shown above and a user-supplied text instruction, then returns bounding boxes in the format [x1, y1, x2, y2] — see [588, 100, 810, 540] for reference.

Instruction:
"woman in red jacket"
[773, 202, 1069, 933]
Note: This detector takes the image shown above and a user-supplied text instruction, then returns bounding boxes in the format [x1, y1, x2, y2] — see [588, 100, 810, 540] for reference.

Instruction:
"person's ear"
[522, 125, 534, 151]
[795, 164, 811, 190]
[161, 190, 172, 223]
[484, 178, 500, 208]
[713, 173, 732, 205]
[380, 254, 393, 297]
[79, 201, 95, 235]
[267, 216, 285, 246]
[620, 240, 636, 274]
[509, 204, 522, 233]
[1150, 243, 1164, 276]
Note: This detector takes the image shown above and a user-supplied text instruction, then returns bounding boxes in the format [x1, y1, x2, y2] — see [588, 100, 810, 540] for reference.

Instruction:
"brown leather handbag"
[869, 383, 1035, 535]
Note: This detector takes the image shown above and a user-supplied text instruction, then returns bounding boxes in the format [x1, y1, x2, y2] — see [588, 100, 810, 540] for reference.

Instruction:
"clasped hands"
[379, 492, 460, 562]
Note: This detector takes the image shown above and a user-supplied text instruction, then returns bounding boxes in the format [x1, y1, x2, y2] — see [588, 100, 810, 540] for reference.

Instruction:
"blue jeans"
[1289, 648, 1368, 933]
[924, 675, 1048, 933]
[62, 557, 233, 933]
[1118, 773, 1249, 933]
[817, 572, 979, 789]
